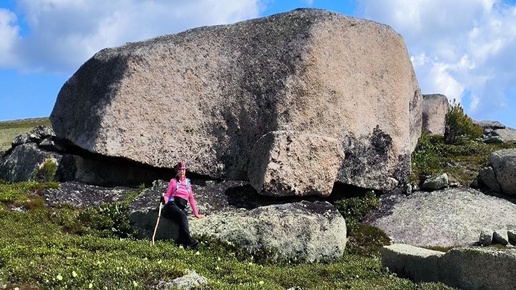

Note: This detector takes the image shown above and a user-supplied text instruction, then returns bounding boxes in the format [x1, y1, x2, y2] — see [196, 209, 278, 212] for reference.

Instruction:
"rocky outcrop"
[50, 8, 422, 193]
[0, 126, 174, 186]
[478, 120, 516, 143]
[382, 244, 516, 290]
[367, 188, 516, 248]
[0, 126, 65, 182]
[477, 148, 516, 195]
[422, 94, 448, 135]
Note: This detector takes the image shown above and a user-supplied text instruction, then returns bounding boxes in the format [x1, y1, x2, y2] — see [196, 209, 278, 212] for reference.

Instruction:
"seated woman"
[162, 161, 204, 248]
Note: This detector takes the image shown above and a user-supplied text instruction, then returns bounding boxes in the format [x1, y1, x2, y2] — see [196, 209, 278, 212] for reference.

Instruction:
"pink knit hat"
[175, 161, 187, 171]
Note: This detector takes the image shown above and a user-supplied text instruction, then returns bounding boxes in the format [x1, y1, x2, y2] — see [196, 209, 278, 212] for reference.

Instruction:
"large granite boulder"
[50, 8, 422, 193]
[367, 188, 516, 248]
[422, 94, 448, 135]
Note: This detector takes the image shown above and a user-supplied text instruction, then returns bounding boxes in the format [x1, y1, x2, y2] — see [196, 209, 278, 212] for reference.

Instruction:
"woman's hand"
[195, 214, 205, 219]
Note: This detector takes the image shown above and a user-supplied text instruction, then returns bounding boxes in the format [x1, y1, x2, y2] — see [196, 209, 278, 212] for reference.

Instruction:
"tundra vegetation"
[2, 112, 515, 289]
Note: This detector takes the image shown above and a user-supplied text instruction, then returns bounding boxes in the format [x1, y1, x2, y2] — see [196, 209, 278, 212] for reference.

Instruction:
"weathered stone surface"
[382, 244, 516, 290]
[478, 120, 516, 142]
[129, 179, 347, 262]
[42, 181, 136, 208]
[381, 244, 444, 282]
[421, 173, 448, 191]
[0, 143, 61, 182]
[478, 120, 506, 130]
[493, 229, 509, 245]
[440, 247, 516, 290]
[156, 270, 208, 290]
[248, 130, 344, 197]
[478, 229, 493, 246]
[508, 226, 516, 245]
[367, 188, 516, 248]
[422, 94, 448, 135]
[489, 149, 516, 195]
[478, 166, 501, 192]
[50, 8, 422, 192]
[494, 128, 516, 142]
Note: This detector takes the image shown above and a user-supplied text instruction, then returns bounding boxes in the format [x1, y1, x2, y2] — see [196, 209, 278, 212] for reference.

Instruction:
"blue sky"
[1, 0, 515, 128]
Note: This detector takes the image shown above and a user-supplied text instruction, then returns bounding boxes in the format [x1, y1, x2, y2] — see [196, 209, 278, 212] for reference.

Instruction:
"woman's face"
[177, 168, 186, 178]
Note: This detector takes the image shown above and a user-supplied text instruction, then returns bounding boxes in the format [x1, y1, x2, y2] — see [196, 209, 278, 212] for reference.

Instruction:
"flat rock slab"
[382, 244, 516, 290]
[368, 188, 516, 247]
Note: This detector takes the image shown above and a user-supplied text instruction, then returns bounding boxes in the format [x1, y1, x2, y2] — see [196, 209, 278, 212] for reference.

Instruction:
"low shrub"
[33, 157, 58, 182]
[334, 190, 379, 234]
[444, 100, 483, 145]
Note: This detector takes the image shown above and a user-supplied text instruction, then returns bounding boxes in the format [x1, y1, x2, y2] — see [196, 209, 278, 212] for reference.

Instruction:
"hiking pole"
[151, 193, 165, 246]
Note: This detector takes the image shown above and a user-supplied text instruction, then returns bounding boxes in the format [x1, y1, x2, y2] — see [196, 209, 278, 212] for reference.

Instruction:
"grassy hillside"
[0, 118, 50, 152]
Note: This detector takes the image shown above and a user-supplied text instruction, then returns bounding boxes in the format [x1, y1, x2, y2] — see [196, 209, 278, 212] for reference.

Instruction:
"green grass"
[0, 117, 51, 152]
[0, 182, 457, 290]
[410, 134, 516, 186]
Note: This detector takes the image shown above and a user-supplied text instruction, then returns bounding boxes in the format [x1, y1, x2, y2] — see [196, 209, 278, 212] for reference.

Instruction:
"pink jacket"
[164, 178, 200, 217]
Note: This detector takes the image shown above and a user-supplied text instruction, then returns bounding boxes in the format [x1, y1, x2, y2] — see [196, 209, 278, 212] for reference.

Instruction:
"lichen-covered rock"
[50, 8, 422, 192]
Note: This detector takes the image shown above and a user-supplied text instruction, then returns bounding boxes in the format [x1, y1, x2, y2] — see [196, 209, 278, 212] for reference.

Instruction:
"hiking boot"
[187, 239, 199, 249]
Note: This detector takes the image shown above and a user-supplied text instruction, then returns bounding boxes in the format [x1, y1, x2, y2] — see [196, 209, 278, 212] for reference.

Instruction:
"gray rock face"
[478, 120, 516, 142]
[478, 166, 501, 192]
[422, 94, 449, 135]
[247, 131, 344, 197]
[129, 179, 347, 262]
[0, 143, 60, 182]
[489, 149, 516, 195]
[50, 8, 422, 192]
[367, 188, 516, 247]
[382, 244, 516, 290]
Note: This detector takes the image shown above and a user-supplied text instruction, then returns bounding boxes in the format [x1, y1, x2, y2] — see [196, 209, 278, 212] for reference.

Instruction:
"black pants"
[163, 198, 194, 246]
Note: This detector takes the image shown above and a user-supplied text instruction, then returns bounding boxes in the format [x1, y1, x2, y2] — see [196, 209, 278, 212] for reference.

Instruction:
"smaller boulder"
[493, 229, 509, 246]
[478, 166, 501, 192]
[422, 94, 449, 136]
[478, 229, 493, 246]
[489, 149, 516, 195]
[421, 173, 448, 191]
[248, 130, 344, 197]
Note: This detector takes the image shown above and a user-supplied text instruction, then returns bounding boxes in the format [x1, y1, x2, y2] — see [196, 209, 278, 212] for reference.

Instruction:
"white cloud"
[359, 0, 516, 122]
[1, 0, 261, 73]
[0, 9, 20, 67]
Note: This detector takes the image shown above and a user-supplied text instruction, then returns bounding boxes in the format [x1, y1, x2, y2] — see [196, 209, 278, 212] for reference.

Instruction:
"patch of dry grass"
[0, 118, 50, 152]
